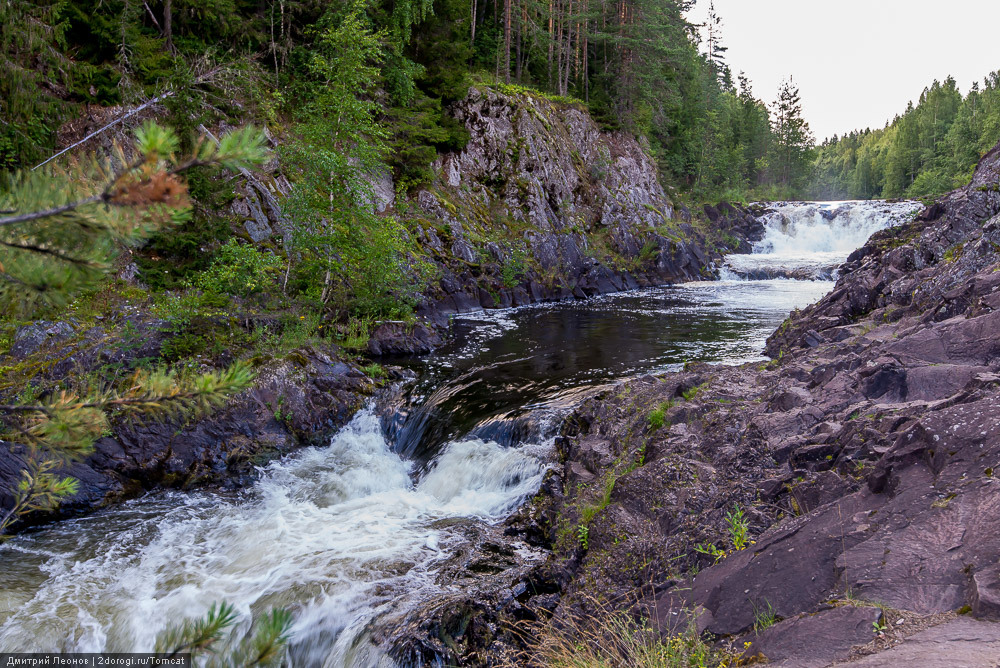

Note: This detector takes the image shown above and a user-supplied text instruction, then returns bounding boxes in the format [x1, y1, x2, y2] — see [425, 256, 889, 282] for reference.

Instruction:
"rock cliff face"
[394, 142, 1000, 666]
[0, 334, 375, 527]
[370, 87, 727, 350]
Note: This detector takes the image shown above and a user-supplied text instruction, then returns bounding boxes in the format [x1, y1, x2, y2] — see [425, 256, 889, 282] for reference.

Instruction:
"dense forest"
[3, 0, 1000, 329]
[5, 1, 998, 204]
[1, 0, 816, 200]
[810, 74, 1000, 200]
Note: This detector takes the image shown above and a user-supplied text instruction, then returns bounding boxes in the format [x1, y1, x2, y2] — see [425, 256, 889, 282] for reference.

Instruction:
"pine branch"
[0, 194, 104, 228]
[0, 240, 98, 266]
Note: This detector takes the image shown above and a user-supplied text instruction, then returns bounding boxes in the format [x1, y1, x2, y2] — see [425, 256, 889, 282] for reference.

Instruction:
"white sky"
[687, 0, 1000, 142]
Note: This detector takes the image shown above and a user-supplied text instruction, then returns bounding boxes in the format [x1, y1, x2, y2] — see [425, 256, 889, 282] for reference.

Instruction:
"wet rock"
[1, 349, 371, 523]
[368, 321, 445, 356]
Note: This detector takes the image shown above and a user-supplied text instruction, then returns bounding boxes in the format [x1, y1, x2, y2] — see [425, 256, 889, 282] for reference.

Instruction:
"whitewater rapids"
[721, 200, 921, 280]
[0, 409, 551, 665]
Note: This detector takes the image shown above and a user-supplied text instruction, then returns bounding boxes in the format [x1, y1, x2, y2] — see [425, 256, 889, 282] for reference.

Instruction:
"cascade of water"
[0, 409, 551, 663]
[721, 200, 920, 281]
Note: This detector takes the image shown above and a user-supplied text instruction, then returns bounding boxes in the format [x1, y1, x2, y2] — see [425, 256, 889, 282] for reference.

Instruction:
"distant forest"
[811, 75, 1000, 200]
[2, 0, 998, 201]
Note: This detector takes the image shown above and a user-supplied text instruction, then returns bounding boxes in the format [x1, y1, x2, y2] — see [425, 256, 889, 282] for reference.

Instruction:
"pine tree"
[704, 0, 730, 88]
[0, 121, 267, 537]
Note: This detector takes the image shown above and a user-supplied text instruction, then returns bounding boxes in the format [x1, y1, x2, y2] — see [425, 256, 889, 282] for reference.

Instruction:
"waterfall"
[0, 408, 551, 664]
[721, 200, 921, 281]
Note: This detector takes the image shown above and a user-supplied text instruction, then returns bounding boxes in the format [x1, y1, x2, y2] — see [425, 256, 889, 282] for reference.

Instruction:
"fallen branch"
[32, 68, 225, 171]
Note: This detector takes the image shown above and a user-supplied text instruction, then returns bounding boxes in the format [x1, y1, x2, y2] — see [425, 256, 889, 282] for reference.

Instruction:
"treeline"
[1, 0, 818, 201]
[8, 1, 993, 214]
[809, 73, 1000, 200]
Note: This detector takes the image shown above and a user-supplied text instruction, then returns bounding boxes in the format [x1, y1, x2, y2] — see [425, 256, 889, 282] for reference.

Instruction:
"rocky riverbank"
[2, 84, 762, 529]
[361, 86, 764, 353]
[387, 144, 1000, 666]
[0, 324, 379, 528]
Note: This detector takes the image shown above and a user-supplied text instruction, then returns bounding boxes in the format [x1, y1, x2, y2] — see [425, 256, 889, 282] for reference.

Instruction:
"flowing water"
[0, 201, 917, 664]
[722, 200, 920, 281]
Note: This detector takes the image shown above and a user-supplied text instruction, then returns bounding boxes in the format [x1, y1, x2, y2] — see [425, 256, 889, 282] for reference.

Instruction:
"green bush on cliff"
[194, 239, 283, 296]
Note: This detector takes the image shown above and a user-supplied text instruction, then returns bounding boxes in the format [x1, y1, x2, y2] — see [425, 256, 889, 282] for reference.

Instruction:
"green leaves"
[193, 239, 283, 296]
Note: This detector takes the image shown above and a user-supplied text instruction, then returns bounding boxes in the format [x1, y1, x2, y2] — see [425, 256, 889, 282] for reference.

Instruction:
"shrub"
[194, 239, 283, 296]
[647, 400, 674, 430]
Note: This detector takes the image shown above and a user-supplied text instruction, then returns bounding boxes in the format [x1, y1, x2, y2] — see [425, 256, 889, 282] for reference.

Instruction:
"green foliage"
[194, 239, 283, 296]
[136, 169, 233, 290]
[154, 601, 292, 666]
[576, 524, 589, 550]
[1, 362, 255, 536]
[647, 400, 674, 430]
[681, 384, 705, 401]
[0, 122, 266, 318]
[752, 599, 777, 635]
[693, 542, 727, 563]
[0, 122, 265, 536]
[281, 2, 428, 318]
[360, 362, 387, 378]
[693, 503, 751, 565]
[337, 318, 373, 351]
[809, 73, 1000, 199]
[501, 245, 528, 288]
[725, 504, 749, 550]
[769, 77, 815, 190]
[386, 96, 471, 192]
[0, 0, 75, 170]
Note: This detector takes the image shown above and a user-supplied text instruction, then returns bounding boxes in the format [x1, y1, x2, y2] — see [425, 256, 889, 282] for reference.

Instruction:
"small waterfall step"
[720, 200, 921, 281]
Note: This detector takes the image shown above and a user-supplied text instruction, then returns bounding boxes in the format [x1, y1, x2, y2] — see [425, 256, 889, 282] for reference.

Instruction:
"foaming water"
[0, 410, 549, 662]
[723, 200, 920, 280]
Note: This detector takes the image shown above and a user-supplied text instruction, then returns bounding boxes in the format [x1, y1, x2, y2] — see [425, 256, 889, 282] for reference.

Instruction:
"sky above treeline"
[688, 0, 1000, 142]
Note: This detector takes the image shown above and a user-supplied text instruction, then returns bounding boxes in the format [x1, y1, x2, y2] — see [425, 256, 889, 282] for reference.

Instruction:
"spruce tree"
[770, 76, 814, 188]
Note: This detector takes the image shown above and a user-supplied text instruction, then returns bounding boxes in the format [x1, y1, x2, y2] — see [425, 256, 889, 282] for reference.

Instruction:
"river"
[0, 200, 918, 664]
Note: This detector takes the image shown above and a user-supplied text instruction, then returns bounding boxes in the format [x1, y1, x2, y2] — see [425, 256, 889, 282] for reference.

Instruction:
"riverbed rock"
[443, 138, 1000, 667]
[0, 344, 373, 526]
